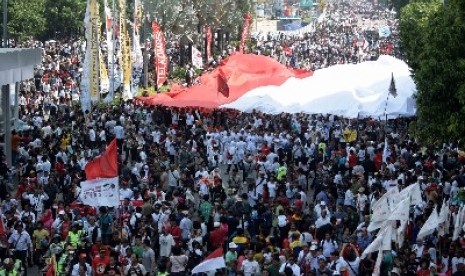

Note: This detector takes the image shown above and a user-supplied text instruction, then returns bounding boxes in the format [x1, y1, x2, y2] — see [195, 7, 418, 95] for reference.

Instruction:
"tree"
[44, 0, 87, 39]
[400, 0, 465, 143]
[0, 0, 47, 42]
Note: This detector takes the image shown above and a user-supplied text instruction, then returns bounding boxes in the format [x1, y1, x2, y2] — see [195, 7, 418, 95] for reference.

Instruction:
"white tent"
[221, 55, 416, 118]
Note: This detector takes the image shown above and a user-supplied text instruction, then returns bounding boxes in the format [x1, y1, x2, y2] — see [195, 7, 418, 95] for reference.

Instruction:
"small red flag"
[85, 139, 118, 180]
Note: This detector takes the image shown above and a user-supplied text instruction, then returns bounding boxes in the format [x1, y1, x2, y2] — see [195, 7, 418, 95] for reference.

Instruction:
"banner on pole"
[79, 177, 120, 207]
[239, 13, 252, 53]
[206, 26, 212, 60]
[89, 0, 100, 103]
[152, 22, 168, 87]
[192, 47, 203, 69]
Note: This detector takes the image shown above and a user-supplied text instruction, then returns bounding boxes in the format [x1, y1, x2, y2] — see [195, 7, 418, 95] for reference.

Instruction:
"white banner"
[192, 46, 203, 69]
[79, 177, 120, 207]
[417, 207, 439, 241]
[399, 183, 422, 206]
[388, 197, 410, 222]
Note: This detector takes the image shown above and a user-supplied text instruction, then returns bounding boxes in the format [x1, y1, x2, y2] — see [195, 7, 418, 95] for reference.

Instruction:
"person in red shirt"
[92, 249, 110, 276]
[209, 222, 226, 250]
[91, 237, 110, 258]
[170, 220, 182, 245]
[373, 149, 383, 171]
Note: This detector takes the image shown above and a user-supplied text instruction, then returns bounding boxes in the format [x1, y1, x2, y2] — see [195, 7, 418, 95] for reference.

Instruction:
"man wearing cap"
[8, 222, 32, 275]
[71, 253, 92, 276]
[225, 242, 238, 270]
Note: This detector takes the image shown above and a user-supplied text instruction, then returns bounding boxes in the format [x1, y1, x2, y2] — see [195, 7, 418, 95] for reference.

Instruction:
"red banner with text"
[152, 22, 168, 87]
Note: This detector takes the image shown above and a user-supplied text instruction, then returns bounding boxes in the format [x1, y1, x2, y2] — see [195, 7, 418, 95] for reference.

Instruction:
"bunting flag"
[398, 183, 423, 206]
[152, 22, 168, 88]
[388, 197, 410, 222]
[438, 200, 450, 237]
[417, 207, 439, 241]
[382, 136, 390, 164]
[371, 187, 399, 212]
[389, 72, 398, 97]
[452, 206, 464, 241]
[85, 139, 118, 180]
[361, 224, 392, 259]
[239, 13, 252, 54]
[192, 47, 203, 69]
[205, 26, 213, 61]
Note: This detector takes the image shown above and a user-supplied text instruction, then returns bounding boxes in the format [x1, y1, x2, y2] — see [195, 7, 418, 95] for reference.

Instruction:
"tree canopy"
[400, 0, 465, 143]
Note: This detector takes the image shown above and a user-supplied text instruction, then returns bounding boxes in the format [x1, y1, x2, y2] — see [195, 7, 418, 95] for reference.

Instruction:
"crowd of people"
[1, 1, 465, 276]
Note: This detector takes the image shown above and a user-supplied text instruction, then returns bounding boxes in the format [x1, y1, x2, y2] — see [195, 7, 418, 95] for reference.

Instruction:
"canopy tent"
[138, 54, 416, 118]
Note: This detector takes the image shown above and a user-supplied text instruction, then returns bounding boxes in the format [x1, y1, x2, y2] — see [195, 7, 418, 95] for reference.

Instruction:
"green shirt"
[199, 201, 212, 221]
[133, 245, 144, 259]
[225, 251, 238, 264]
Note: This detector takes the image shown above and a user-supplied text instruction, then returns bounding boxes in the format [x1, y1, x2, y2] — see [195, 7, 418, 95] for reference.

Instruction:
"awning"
[0, 48, 42, 86]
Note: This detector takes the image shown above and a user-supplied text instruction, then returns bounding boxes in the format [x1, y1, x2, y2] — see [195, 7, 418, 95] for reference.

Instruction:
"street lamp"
[2, 0, 7, 48]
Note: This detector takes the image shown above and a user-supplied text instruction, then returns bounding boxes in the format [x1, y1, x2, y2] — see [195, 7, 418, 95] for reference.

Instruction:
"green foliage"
[0, 0, 47, 41]
[170, 66, 186, 80]
[44, 0, 87, 39]
[400, 0, 465, 142]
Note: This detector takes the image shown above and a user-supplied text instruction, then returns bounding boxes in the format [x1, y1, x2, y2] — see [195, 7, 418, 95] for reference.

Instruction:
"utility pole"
[2, 0, 7, 48]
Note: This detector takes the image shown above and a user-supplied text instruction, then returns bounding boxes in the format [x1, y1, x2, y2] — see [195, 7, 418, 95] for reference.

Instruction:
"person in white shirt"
[279, 256, 301, 276]
[114, 121, 124, 149]
[8, 223, 32, 273]
[88, 126, 96, 148]
[241, 250, 260, 276]
[159, 228, 175, 257]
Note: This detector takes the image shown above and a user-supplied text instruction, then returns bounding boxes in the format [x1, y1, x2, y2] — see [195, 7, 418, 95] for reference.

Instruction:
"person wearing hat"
[8, 222, 32, 275]
[208, 221, 226, 251]
[71, 253, 92, 276]
[225, 242, 238, 271]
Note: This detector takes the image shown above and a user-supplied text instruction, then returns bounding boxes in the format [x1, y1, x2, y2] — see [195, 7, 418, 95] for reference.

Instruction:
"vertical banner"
[121, 31, 132, 101]
[152, 22, 168, 88]
[89, 0, 100, 103]
[99, 48, 109, 94]
[205, 26, 212, 61]
[104, 0, 114, 99]
[239, 13, 252, 53]
[131, 0, 144, 99]
[192, 47, 203, 69]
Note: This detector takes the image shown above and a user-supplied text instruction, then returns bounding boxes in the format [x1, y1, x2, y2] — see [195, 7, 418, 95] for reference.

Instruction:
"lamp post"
[2, 0, 7, 48]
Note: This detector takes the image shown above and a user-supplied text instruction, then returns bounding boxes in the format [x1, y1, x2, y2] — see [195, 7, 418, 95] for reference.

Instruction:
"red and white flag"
[85, 139, 118, 180]
[152, 22, 168, 87]
[191, 248, 226, 274]
[192, 47, 203, 69]
[239, 13, 252, 53]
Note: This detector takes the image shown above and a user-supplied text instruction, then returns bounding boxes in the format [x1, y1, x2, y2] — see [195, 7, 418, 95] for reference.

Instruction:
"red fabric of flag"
[85, 139, 118, 180]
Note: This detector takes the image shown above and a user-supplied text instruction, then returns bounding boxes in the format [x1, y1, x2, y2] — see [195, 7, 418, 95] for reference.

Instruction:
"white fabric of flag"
[438, 200, 450, 237]
[388, 197, 410, 222]
[192, 47, 203, 69]
[399, 183, 422, 206]
[417, 207, 439, 241]
[362, 224, 392, 259]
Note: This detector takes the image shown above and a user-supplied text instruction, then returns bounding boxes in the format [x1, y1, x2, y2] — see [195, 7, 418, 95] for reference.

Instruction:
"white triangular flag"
[399, 183, 422, 206]
[417, 207, 439, 241]
[452, 206, 464, 241]
[371, 187, 399, 212]
[388, 197, 410, 222]
[438, 200, 450, 237]
[362, 224, 392, 259]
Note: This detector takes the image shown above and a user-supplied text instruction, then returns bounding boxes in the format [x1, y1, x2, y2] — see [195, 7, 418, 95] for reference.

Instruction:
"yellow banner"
[123, 31, 132, 86]
[89, 0, 100, 102]
[99, 49, 108, 80]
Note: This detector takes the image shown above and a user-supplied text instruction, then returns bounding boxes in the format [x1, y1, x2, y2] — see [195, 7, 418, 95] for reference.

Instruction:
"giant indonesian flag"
[191, 248, 226, 274]
[136, 54, 416, 118]
[85, 139, 118, 180]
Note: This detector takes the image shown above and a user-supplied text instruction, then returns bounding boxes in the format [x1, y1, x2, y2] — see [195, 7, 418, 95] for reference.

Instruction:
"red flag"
[46, 255, 56, 276]
[239, 13, 252, 54]
[152, 22, 169, 88]
[191, 248, 225, 274]
[205, 26, 212, 60]
[85, 139, 118, 180]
